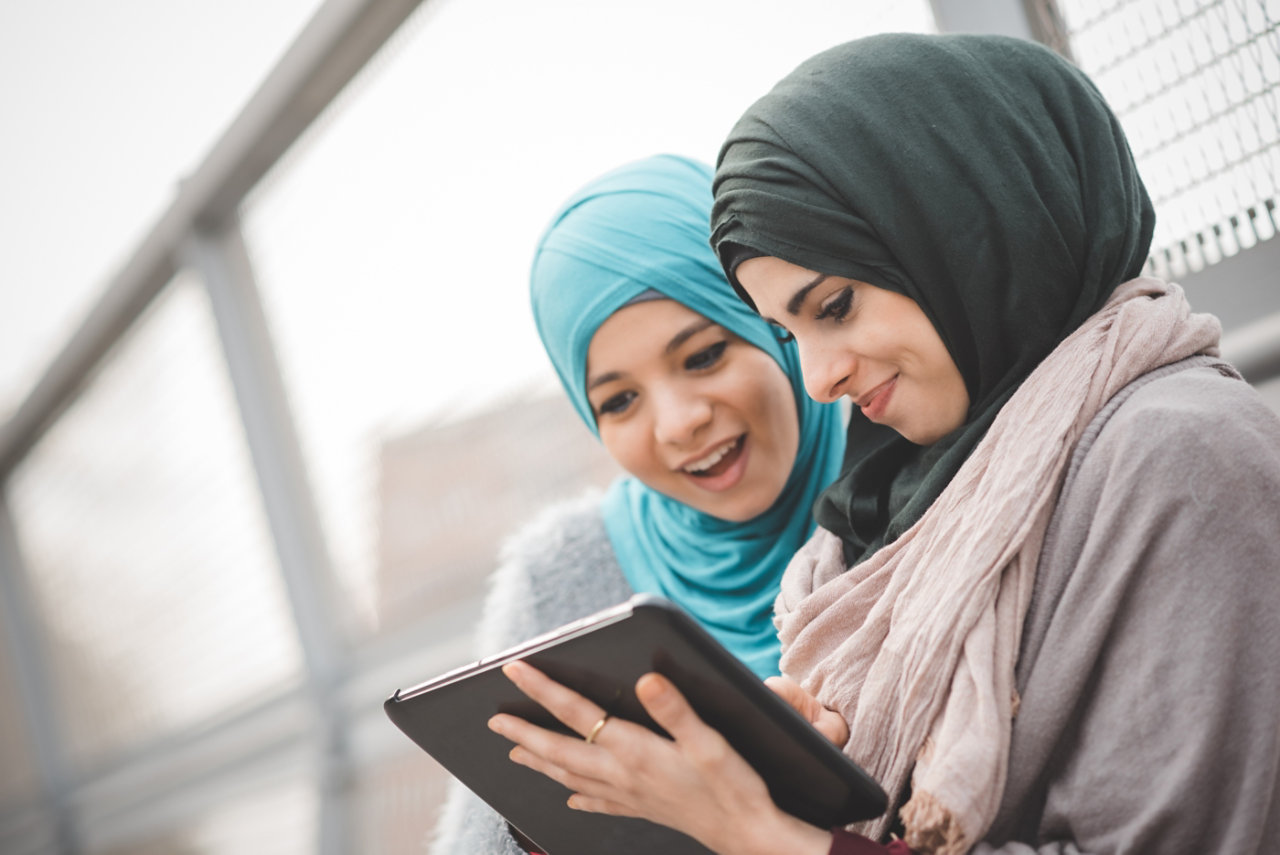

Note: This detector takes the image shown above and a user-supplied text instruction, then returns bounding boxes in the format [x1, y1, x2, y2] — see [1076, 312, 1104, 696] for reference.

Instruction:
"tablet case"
[385, 594, 886, 854]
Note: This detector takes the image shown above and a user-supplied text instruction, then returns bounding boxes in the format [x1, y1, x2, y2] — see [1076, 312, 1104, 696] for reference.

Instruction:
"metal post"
[0, 494, 79, 854]
[929, 0, 1074, 60]
[184, 221, 351, 855]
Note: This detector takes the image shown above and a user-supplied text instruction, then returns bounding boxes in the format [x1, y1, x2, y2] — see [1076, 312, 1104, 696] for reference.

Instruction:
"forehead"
[585, 299, 710, 377]
[735, 256, 827, 314]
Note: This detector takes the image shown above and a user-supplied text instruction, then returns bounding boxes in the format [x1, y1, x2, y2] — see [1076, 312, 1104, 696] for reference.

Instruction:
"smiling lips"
[856, 376, 897, 421]
[680, 434, 749, 491]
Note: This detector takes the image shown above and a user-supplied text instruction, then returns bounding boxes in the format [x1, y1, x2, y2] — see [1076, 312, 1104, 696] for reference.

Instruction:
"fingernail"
[637, 673, 666, 700]
[488, 717, 505, 734]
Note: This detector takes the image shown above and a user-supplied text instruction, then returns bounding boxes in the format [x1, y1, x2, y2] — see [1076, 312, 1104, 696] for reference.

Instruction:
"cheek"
[598, 422, 657, 480]
[922, 329, 965, 397]
[915, 328, 969, 436]
[769, 387, 801, 467]
[741, 361, 801, 462]
[945, 364, 971, 421]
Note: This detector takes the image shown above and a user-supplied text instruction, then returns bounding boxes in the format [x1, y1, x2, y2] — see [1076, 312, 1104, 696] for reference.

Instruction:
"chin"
[901, 430, 935, 445]
[894, 419, 937, 445]
[709, 507, 756, 523]
[704, 494, 777, 523]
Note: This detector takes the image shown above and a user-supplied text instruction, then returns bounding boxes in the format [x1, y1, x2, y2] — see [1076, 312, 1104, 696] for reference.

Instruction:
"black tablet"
[385, 594, 886, 855]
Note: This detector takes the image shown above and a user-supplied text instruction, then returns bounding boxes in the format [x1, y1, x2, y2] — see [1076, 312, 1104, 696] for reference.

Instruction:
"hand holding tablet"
[385, 595, 886, 855]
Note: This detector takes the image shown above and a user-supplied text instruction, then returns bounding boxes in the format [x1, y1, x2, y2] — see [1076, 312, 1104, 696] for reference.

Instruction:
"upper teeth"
[684, 439, 738, 473]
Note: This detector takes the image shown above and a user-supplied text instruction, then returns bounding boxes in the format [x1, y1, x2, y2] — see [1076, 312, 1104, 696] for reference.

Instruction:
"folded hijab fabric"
[712, 32, 1155, 566]
[710, 34, 1218, 851]
[530, 154, 845, 678]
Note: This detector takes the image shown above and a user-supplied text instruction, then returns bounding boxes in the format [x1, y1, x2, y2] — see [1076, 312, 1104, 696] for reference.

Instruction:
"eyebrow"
[586, 318, 717, 391]
[760, 273, 833, 326]
[785, 273, 832, 316]
[665, 318, 715, 354]
[586, 371, 621, 391]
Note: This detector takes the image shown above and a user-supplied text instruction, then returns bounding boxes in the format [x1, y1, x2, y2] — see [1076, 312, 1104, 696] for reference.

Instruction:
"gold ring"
[584, 715, 610, 744]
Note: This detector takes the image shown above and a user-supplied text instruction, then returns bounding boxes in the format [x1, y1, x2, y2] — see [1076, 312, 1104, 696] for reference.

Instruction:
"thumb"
[765, 676, 848, 747]
[766, 675, 821, 722]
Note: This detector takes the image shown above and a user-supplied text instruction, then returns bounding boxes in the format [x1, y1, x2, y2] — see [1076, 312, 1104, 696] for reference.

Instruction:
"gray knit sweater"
[429, 490, 632, 855]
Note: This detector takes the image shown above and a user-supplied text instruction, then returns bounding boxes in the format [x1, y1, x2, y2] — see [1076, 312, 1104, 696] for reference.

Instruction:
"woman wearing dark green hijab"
[712, 31, 1157, 564]
[491, 33, 1280, 855]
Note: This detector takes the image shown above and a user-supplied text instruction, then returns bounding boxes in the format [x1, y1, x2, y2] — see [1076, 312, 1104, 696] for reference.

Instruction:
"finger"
[819, 709, 851, 747]
[765, 675, 813, 717]
[491, 714, 617, 785]
[566, 792, 643, 818]
[765, 676, 849, 745]
[764, 674, 803, 699]
[502, 660, 608, 738]
[763, 675, 788, 694]
[506, 742, 613, 795]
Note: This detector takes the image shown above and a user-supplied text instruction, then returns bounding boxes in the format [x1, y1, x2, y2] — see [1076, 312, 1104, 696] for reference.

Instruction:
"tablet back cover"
[385, 596, 885, 855]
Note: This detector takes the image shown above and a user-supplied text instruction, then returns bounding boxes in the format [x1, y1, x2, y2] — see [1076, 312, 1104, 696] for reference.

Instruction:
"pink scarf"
[775, 278, 1221, 853]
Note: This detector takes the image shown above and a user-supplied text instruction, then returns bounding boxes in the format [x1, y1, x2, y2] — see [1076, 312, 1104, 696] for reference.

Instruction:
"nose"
[652, 388, 713, 447]
[797, 337, 856, 403]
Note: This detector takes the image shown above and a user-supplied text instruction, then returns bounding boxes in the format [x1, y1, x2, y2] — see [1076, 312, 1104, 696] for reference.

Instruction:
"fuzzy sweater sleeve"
[428, 490, 633, 855]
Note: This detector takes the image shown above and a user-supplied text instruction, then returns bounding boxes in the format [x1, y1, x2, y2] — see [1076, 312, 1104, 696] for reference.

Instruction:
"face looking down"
[585, 298, 800, 522]
[736, 255, 969, 446]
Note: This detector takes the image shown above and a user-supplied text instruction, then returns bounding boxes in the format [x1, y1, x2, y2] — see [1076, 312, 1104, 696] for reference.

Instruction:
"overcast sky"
[0, 0, 322, 418]
[0, 0, 940, 426]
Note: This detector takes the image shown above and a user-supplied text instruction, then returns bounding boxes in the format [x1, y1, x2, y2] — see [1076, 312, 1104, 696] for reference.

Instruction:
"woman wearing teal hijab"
[532, 152, 844, 679]
[429, 153, 844, 855]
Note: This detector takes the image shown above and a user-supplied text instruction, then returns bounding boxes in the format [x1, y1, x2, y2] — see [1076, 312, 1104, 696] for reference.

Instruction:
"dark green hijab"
[711, 33, 1154, 564]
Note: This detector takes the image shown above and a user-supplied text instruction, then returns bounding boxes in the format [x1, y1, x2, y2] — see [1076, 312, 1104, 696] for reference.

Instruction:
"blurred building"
[357, 390, 619, 852]
[375, 391, 619, 640]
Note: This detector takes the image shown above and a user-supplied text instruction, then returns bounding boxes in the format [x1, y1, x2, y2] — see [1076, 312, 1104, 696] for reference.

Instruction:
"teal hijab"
[712, 34, 1154, 565]
[530, 154, 845, 678]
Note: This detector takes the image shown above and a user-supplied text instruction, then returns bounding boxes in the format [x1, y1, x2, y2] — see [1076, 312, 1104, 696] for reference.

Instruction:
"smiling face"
[736, 255, 968, 446]
[585, 298, 800, 522]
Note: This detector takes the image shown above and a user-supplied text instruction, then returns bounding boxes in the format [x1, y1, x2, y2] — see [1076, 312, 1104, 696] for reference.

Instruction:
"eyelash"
[685, 340, 727, 371]
[816, 287, 854, 323]
[597, 390, 636, 417]
[594, 341, 728, 418]
[774, 328, 795, 343]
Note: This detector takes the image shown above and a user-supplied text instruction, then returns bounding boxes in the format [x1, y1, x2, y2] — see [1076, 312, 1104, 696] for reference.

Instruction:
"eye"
[684, 340, 727, 371]
[596, 390, 637, 417]
[772, 325, 795, 344]
[816, 286, 853, 322]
